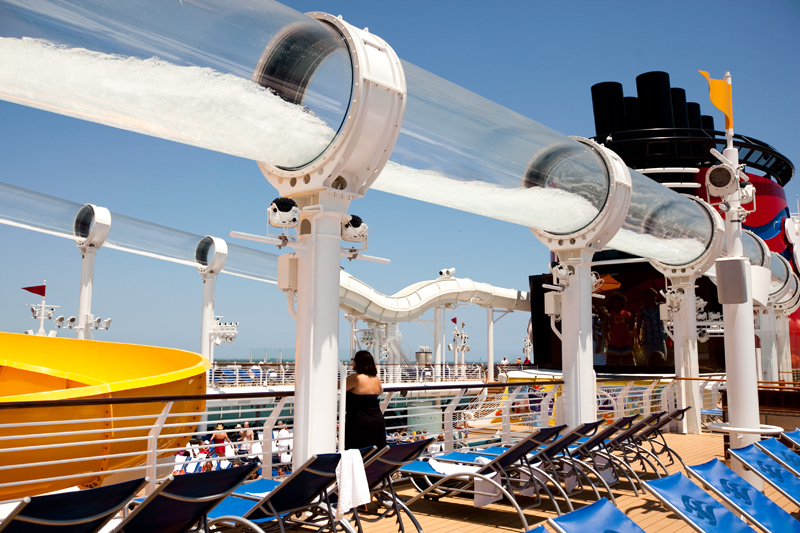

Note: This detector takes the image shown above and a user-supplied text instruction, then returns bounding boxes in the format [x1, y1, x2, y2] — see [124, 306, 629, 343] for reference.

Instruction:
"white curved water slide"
[0, 0, 718, 268]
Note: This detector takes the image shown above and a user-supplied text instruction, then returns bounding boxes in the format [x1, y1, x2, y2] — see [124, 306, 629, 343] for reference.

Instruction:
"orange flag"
[698, 71, 733, 130]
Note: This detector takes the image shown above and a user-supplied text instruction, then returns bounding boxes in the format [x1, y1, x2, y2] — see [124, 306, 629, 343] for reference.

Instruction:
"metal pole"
[434, 306, 442, 380]
[292, 193, 349, 469]
[720, 138, 762, 488]
[759, 308, 779, 382]
[558, 249, 596, 428]
[76, 249, 96, 340]
[200, 273, 216, 363]
[671, 278, 702, 434]
[777, 313, 792, 380]
[487, 307, 494, 382]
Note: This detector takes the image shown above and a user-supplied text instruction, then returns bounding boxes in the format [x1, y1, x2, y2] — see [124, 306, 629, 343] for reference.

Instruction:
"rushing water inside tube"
[0, 3, 721, 268]
[0, 38, 338, 168]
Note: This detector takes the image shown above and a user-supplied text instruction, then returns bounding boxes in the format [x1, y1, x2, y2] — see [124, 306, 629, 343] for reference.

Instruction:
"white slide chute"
[339, 271, 529, 323]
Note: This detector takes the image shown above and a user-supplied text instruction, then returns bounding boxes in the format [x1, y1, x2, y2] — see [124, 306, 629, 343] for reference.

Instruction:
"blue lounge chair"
[631, 407, 692, 473]
[0, 477, 147, 533]
[782, 429, 800, 450]
[729, 444, 800, 508]
[400, 426, 567, 531]
[208, 450, 375, 533]
[109, 463, 259, 533]
[644, 472, 757, 532]
[345, 439, 432, 533]
[548, 498, 646, 533]
[756, 437, 800, 478]
[687, 458, 800, 533]
[445, 420, 610, 505]
[565, 414, 640, 495]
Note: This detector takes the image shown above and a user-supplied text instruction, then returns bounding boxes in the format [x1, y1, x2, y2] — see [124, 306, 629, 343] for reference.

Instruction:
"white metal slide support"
[502, 387, 521, 445]
[759, 308, 779, 382]
[443, 389, 465, 452]
[338, 360, 347, 451]
[76, 248, 96, 340]
[145, 402, 173, 495]
[293, 195, 351, 469]
[380, 392, 395, 414]
[558, 248, 597, 428]
[615, 383, 633, 420]
[671, 280, 702, 434]
[261, 397, 288, 480]
[486, 307, 495, 382]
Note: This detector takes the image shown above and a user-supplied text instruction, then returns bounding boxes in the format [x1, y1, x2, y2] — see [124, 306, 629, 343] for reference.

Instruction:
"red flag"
[22, 285, 46, 297]
[451, 317, 457, 324]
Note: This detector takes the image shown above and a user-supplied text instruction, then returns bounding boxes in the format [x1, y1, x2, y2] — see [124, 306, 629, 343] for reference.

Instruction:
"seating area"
[4, 417, 800, 532]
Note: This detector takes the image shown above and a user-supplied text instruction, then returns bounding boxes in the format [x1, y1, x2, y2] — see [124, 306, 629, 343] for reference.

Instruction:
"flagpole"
[724, 71, 733, 151]
[37, 281, 46, 336]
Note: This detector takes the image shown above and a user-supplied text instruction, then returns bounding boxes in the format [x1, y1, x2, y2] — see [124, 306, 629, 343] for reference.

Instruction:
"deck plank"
[353, 432, 800, 533]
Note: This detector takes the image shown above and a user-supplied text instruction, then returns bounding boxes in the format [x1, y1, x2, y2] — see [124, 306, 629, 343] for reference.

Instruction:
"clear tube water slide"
[0, 0, 712, 266]
[0, 182, 278, 282]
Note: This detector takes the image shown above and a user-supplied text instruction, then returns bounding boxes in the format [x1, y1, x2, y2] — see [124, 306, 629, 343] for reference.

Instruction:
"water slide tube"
[339, 271, 529, 323]
[0, 333, 208, 500]
[0, 182, 277, 283]
[0, 0, 716, 267]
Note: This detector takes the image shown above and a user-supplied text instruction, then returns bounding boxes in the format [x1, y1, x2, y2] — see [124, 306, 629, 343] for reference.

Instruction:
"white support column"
[200, 273, 217, 363]
[76, 248, 96, 340]
[720, 147, 762, 488]
[777, 313, 792, 381]
[371, 324, 382, 366]
[293, 193, 350, 469]
[487, 307, 494, 382]
[670, 278, 702, 434]
[434, 306, 443, 380]
[759, 308, 779, 382]
[559, 248, 596, 429]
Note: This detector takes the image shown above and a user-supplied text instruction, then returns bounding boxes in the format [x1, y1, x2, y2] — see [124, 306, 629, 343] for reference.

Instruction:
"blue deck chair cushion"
[209, 453, 341, 524]
[729, 444, 800, 507]
[548, 498, 645, 533]
[644, 472, 756, 533]
[783, 429, 800, 448]
[233, 478, 281, 498]
[116, 463, 259, 533]
[0, 477, 146, 533]
[688, 458, 800, 533]
[758, 437, 800, 477]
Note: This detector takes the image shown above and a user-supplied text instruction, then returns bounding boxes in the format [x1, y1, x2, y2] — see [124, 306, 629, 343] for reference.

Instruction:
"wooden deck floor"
[359, 432, 800, 533]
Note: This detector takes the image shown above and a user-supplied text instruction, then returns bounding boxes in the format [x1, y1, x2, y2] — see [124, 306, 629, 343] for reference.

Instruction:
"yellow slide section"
[0, 333, 209, 500]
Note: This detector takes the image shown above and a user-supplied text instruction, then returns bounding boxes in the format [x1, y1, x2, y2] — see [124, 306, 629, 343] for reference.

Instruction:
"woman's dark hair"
[353, 350, 378, 377]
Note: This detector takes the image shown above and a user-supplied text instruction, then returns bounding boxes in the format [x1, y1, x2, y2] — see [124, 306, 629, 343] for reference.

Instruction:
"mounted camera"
[341, 215, 368, 243]
[267, 197, 301, 229]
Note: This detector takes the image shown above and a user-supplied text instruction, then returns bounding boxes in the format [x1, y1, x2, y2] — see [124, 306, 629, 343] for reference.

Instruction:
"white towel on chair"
[335, 449, 370, 521]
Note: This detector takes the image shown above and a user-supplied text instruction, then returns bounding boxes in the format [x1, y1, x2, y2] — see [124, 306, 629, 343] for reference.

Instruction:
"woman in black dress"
[344, 351, 387, 451]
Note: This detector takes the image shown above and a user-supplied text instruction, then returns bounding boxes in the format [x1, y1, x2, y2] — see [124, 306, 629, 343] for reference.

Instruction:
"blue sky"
[0, 0, 798, 362]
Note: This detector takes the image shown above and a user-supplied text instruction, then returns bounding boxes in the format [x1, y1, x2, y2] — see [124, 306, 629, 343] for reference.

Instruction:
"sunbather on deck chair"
[399, 426, 566, 531]
[645, 471, 757, 532]
[687, 458, 800, 533]
[0, 477, 147, 533]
